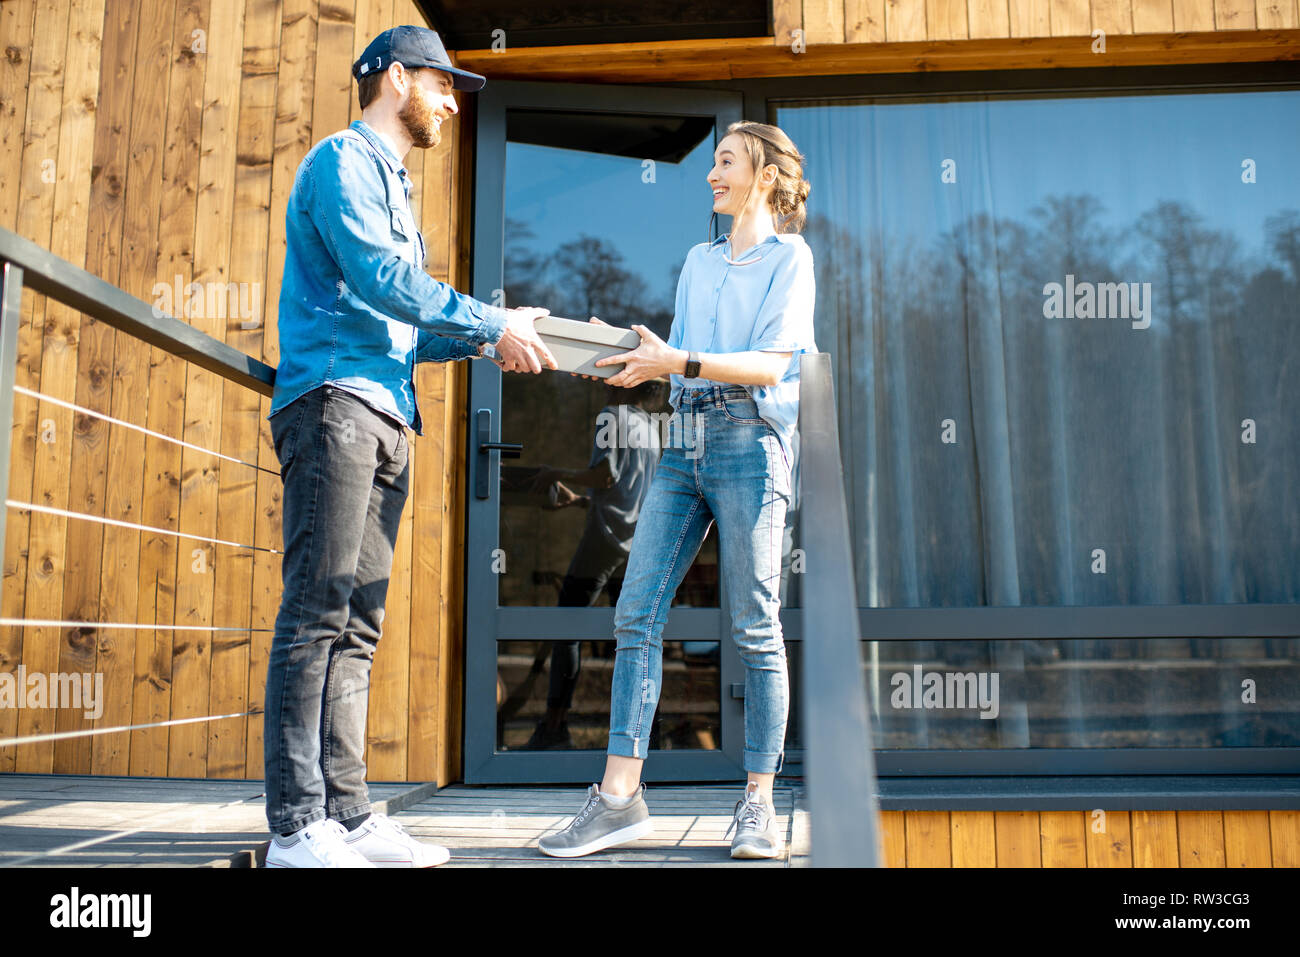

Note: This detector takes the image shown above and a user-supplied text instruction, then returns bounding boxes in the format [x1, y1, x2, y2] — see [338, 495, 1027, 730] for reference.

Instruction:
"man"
[262, 25, 556, 868]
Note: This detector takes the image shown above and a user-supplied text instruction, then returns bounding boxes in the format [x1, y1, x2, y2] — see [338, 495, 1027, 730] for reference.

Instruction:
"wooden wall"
[1, 0, 472, 784]
[878, 809, 1298, 866]
[773, 0, 1299, 43]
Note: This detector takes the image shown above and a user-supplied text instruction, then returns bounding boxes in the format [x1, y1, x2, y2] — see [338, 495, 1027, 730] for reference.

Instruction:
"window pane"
[497, 111, 722, 607]
[497, 640, 722, 751]
[777, 90, 1300, 607]
[785, 637, 1300, 750]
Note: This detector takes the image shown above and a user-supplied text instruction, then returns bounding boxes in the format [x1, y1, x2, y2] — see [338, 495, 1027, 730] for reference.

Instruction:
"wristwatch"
[683, 351, 701, 379]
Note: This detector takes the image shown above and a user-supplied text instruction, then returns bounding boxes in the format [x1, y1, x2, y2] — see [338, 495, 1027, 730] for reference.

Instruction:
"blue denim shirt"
[269, 120, 508, 435]
[667, 232, 817, 465]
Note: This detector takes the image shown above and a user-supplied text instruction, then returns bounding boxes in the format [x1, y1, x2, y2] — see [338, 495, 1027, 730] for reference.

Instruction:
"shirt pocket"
[389, 203, 414, 243]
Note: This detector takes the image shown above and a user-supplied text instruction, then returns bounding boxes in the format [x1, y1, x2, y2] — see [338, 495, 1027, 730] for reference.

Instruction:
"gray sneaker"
[537, 783, 653, 858]
[725, 788, 784, 860]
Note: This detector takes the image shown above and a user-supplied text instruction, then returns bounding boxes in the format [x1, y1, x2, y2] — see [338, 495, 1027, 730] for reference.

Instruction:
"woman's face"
[708, 132, 771, 221]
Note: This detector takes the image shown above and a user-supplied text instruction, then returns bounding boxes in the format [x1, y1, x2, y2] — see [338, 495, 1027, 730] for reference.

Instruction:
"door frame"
[464, 81, 746, 784]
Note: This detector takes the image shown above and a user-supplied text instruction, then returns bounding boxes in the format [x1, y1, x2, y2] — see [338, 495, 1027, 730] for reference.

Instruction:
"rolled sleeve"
[306, 137, 508, 346]
[750, 243, 816, 354]
[416, 330, 481, 363]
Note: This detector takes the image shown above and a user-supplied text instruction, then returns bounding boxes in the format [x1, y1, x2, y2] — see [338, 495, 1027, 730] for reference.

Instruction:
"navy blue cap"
[351, 25, 485, 92]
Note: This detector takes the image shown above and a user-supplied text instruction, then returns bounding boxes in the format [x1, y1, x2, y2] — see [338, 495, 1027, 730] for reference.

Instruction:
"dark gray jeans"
[263, 384, 409, 834]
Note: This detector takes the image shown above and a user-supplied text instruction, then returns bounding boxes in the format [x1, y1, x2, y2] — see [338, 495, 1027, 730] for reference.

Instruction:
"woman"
[538, 121, 816, 861]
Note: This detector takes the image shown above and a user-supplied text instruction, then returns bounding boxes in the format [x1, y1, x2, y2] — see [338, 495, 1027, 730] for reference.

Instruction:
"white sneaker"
[343, 813, 451, 868]
[265, 819, 376, 868]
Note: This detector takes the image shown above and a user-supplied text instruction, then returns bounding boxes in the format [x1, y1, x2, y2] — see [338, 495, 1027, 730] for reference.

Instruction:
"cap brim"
[442, 65, 486, 92]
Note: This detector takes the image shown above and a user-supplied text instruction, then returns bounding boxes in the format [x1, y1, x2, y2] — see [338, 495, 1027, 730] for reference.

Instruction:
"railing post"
[797, 352, 881, 867]
[0, 262, 23, 614]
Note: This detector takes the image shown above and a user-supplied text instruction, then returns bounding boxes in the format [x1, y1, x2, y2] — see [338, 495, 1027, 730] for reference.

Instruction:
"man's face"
[398, 67, 457, 149]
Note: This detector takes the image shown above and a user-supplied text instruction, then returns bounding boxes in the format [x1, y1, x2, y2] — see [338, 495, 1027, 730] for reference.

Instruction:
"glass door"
[464, 82, 746, 783]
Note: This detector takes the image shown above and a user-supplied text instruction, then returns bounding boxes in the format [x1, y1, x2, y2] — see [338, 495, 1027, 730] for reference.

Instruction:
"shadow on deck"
[0, 774, 807, 868]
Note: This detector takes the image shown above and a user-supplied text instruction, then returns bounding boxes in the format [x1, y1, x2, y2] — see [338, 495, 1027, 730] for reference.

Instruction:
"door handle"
[475, 408, 522, 499]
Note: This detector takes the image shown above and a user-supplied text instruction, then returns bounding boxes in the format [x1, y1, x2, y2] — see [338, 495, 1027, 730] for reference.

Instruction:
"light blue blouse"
[667, 232, 818, 465]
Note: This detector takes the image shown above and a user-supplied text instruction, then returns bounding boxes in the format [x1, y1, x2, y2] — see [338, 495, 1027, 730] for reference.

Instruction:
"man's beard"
[398, 83, 442, 149]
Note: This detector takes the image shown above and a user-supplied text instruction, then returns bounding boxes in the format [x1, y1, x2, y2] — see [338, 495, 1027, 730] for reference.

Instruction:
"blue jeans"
[608, 385, 792, 773]
[263, 384, 409, 833]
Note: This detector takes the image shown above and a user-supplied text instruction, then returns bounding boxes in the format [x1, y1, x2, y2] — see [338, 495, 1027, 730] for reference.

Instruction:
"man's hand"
[493, 306, 557, 373]
[599, 324, 682, 388]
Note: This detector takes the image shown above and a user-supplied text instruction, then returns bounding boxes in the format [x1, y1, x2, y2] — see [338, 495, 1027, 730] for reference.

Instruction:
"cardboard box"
[532, 315, 643, 378]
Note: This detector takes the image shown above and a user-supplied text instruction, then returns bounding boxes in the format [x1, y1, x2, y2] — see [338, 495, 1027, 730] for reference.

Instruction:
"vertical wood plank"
[995, 811, 1042, 866]
[950, 810, 997, 866]
[14, 0, 81, 774]
[52, 0, 134, 776]
[1085, 809, 1134, 867]
[1255, 0, 1298, 27]
[1092, 0, 1136, 34]
[1214, 0, 1258, 26]
[93, 0, 178, 776]
[804, 0, 848, 42]
[1131, 0, 1176, 30]
[1008, 0, 1052, 36]
[1171, 0, 1217, 29]
[167, 0, 245, 778]
[369, 5, 417, 774]
[439, 81, 479, 785]
[246, 0, 319, 781]
[131, 0, 212, 778]
[368, 0, 415, 782]
[904, 810, 952, 866]
[927, 0, 970, 38]
[886, 0, 929, 39]
[1050, 0, 1093, 33]
[1269, 811, 1300, 868]
[312, 0, 355, 146]
[409, 9, 450, 783]
[1131, 810, 1180, 867]
[1177, 811, 1226, 867]
[1040, 811, 1088, 867]
[966, 0, 1011, 37]
[358, 0, 411, 784]
[880, 810, 907, 867]
[845, 0, 888, 41]
[1222, 811, 1272, 868]
[772, 0, 804, 45]
[0, 0, 39, 774]
[206, 0, 281, 779]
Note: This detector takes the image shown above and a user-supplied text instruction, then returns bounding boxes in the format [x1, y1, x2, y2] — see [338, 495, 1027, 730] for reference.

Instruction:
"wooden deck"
[0, 775, 804, 868]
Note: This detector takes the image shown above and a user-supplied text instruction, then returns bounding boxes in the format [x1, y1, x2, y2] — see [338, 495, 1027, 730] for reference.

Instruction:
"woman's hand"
[569, 317, 610, 382]
[599, 324, 682, 388]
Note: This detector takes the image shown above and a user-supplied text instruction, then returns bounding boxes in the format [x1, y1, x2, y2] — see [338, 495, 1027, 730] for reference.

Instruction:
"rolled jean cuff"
[743, 748, 784, 775]
[607, 732, 649, 761]
[331, 800, 372, 824]
[269, 806, 327, 836]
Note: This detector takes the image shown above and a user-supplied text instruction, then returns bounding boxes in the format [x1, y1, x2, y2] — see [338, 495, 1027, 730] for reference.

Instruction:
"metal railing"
[796, 352, 881, 866]
[0, 226, 276, 775]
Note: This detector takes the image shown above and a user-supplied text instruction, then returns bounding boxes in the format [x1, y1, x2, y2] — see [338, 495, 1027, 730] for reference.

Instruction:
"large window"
[773, 86, 1300, 756]
[777, 89, 1299, 608]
